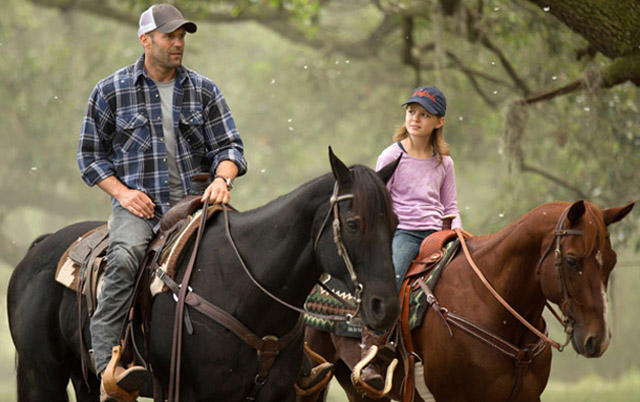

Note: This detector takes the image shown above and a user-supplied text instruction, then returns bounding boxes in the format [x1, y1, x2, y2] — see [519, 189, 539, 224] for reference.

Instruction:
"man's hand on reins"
[202, 179, 230, 205]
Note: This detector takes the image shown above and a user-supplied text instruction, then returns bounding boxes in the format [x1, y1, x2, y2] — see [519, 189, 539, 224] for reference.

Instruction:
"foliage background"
[1, 0, 638, 400]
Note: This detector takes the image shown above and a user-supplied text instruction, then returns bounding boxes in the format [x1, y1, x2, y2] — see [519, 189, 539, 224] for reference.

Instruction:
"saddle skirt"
[54, 196, 223, 316]
[304, 233, 462, 337]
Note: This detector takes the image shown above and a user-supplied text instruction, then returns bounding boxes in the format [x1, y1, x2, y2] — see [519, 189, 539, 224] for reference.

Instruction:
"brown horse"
[300, 200, 634, 402]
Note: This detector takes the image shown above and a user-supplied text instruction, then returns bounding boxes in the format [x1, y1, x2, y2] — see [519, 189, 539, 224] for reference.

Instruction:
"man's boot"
[351, 327, 398, 398]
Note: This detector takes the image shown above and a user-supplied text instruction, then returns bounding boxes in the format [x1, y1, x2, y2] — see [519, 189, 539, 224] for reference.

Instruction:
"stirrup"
[295, 342, 334, 396]
[294, 361, 334, 396]
[101, 344, 147, 402]
[351, 345, 398, 398]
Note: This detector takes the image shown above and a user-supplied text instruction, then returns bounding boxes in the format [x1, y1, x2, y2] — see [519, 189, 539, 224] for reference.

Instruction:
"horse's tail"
[28, 233, 51, 251]
[15, 353, 30, 402]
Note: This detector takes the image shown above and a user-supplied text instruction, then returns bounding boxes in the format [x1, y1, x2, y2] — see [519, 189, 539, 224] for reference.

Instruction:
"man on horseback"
[77, 4, 247, 401]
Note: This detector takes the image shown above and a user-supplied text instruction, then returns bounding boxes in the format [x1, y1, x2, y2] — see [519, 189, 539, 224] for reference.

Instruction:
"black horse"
[7, 149, 400, 402]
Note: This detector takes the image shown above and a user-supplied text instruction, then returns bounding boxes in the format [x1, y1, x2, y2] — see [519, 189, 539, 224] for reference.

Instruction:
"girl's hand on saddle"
[202, 179, 230, 205]
[118, 189, 156, 219]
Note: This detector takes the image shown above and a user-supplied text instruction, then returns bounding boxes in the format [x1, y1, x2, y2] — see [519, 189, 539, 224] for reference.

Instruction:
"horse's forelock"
[580, 202, 608, 258]
[350, 166, 397, 236]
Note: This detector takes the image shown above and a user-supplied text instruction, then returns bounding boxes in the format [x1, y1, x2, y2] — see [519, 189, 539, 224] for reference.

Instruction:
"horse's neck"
[230, 176, 333, 304]
[470, 210, 555, 316]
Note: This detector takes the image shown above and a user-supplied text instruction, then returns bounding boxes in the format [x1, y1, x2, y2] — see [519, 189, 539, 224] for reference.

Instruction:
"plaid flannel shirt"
[78, 54, 247, 222]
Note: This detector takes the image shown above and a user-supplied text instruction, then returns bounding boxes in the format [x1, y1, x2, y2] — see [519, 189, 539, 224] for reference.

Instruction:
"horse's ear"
[567, 200, 586, 224]
[377, 155, 401, 184]
[602, 202, 634, 226]
[328, 146, 351, 186]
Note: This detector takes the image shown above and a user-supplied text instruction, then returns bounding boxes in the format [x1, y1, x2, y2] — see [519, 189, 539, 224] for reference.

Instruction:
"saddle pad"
[55, 225, 108, 292]
[304, 239, 461, 337]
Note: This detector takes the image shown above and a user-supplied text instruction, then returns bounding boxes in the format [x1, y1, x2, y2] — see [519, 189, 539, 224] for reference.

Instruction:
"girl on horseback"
[354, 86, 463, 397]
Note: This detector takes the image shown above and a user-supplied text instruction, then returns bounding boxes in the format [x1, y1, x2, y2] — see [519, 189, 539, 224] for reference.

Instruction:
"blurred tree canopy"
[2, 0, 638, 265]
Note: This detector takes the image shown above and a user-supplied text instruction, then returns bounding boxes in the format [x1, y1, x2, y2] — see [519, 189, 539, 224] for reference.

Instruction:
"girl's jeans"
[392, 229, 436, 291]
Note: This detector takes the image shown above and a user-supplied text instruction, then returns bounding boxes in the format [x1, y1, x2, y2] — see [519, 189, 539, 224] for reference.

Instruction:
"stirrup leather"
[351, 345, 398, 398]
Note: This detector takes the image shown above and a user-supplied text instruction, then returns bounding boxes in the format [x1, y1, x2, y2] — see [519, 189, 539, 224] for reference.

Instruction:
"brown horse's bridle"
[455, 205, 590, 351]
[535, 206, 590, 351]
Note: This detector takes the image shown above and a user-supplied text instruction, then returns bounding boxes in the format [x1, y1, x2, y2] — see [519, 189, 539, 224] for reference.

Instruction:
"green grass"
[542, 370, 640, 402]
[323, 371, 640, 402]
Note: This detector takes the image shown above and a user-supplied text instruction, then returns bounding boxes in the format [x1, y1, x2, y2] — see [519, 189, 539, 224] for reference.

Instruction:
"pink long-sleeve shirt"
[376, 142, 462, 231]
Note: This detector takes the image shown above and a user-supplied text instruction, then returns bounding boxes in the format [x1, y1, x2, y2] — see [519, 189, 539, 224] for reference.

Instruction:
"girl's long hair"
[392, 118, 450, 166]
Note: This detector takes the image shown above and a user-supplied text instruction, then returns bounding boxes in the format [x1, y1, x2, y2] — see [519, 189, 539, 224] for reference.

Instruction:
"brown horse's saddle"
[55, 196, 222, 316]
[304, 230, 465, 337]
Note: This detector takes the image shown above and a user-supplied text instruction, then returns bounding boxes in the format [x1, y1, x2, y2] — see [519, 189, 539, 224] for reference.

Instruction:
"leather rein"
[157, 180, 363, 402]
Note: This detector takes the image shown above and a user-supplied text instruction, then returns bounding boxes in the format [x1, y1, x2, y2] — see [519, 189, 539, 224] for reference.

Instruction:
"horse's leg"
[15, 353, 72, 402]
[70, 370, 100, 402]
[10, 282, 74, 402]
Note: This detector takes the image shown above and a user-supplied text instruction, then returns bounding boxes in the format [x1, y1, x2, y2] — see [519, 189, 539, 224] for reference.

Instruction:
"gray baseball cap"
[138, 4, 197, 36]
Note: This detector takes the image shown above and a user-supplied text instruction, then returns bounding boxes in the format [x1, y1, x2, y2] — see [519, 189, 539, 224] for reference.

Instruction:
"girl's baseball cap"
[402, 86, 447, 116]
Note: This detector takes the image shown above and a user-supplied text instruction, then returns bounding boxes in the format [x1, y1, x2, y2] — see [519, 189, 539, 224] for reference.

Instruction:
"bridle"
[312, 182, 364, 319]
[536, 206, 587, 350]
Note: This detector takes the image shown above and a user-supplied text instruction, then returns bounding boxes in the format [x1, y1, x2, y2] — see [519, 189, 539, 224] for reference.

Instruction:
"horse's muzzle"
[572, 327, 611, 357]
[361, 293, 400, 332]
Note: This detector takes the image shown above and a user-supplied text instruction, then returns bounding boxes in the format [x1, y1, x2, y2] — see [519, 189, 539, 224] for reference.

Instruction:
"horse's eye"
[346, 218, 361, 232]
[566, 256, 580, 270]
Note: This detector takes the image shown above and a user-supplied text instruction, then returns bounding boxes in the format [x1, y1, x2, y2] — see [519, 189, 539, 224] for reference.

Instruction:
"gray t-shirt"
[153, 79, 184, 205]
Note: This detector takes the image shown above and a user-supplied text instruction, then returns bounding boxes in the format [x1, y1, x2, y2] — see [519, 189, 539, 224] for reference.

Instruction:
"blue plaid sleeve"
[78, 85, 116, 187]
[202, 81, 247, 177]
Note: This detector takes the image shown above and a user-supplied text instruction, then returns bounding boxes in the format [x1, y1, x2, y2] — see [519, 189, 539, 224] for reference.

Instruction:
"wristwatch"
[214, 175, 233, 190]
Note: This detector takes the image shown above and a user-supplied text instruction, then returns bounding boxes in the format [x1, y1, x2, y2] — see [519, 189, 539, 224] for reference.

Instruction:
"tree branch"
[520, 162, 588, 199]
[461, 3, 532, 96]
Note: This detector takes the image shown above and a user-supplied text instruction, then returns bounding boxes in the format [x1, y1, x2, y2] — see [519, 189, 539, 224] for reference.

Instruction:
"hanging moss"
[501, 100, 529, 173]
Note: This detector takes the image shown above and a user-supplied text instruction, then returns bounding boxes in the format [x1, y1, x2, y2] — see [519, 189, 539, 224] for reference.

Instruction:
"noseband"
[536, 206, 586, 350]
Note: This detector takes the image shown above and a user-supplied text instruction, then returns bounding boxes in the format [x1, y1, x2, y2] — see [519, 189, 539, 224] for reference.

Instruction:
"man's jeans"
[392, 229, 436, 291]
[90, 206, 154, 375]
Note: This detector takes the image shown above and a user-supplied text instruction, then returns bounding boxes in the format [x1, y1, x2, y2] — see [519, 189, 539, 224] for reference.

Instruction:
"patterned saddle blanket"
[304, 238, 461, 337]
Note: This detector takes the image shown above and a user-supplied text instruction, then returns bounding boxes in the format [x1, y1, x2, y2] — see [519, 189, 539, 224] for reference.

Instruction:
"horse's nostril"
[370, 297, 384, 317]
[585, 336, 597, 355]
